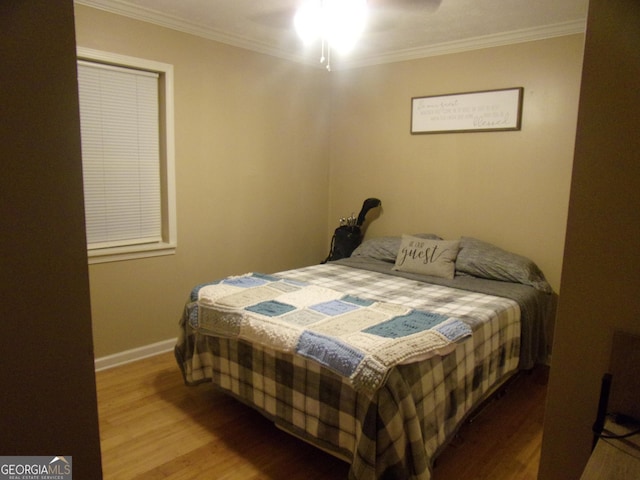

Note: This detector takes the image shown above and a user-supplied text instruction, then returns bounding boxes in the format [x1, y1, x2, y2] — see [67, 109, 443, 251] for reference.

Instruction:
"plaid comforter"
[175, 263, 523, 479]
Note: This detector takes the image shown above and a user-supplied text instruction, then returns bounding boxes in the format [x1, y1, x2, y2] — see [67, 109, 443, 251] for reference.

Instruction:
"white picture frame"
[411, 87, 523, 134]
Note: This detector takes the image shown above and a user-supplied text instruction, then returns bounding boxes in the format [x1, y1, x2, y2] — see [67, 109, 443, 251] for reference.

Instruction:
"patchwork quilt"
[187, 273, 471, 394]
[176, 263, 540, 479]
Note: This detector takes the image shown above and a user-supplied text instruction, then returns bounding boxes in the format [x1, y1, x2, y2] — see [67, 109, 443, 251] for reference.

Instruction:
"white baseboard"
[94, 338, 176, 372]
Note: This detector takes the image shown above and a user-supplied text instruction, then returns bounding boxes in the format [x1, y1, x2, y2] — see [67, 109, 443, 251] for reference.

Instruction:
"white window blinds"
[77, 60, 161, 250]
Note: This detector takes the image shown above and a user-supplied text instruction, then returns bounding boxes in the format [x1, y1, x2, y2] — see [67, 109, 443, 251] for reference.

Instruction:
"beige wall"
[329, 34, 585, 291]
[540, 0, 640, 478]
[76, 5, 584, 358]
[75, 5, 331, 357]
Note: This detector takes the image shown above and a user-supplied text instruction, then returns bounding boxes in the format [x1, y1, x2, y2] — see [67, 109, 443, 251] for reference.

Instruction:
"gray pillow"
[393, 235, 460, 279]
[351, 233, 442, 263]
[456, 237, 552, 293]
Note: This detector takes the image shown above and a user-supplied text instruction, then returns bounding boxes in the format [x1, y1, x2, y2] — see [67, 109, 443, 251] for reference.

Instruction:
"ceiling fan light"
[294, 1, 322, 45]
[326, 0, 367, 53]
[294, 0, 368, 68]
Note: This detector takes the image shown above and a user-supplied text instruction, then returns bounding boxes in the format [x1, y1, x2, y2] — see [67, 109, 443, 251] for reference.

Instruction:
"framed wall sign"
[411, 87, 523, 134]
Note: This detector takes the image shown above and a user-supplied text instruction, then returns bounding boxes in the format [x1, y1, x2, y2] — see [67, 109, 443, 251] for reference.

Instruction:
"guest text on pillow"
[393, 235, 460, 279]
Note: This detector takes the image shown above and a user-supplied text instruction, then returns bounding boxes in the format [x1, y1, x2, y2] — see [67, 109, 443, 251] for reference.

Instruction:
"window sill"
[87, 242, 176, 264]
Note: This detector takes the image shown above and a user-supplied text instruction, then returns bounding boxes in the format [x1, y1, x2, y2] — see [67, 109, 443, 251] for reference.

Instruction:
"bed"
[175, 235, 555, 479]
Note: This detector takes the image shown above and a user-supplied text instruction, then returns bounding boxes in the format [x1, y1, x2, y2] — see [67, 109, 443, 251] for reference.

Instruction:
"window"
[76, 48, 176, 264]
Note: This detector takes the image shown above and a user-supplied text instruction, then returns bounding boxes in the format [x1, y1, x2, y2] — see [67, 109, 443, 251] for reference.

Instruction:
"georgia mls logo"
[0, 456, 72, 480]
[49, 456, 71, 474]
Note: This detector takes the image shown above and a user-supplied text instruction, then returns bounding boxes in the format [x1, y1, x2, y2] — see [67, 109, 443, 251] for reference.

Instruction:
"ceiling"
[75, 0, 589, 69]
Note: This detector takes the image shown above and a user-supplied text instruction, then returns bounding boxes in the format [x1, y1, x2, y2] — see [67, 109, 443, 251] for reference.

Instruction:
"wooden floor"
[96, 351, 548, 479]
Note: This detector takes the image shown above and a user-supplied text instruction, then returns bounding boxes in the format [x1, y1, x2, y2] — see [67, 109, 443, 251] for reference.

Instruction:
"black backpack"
[322, 198, 381, 263]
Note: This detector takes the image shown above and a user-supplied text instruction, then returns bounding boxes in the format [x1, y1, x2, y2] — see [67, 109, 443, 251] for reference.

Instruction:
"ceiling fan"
[252, 0, 443, 70]
[251, 0, 443, 28]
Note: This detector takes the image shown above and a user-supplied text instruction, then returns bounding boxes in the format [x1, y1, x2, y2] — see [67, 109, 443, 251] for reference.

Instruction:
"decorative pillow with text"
[351, 233, 442, 263]
[393, 235, 460, 279]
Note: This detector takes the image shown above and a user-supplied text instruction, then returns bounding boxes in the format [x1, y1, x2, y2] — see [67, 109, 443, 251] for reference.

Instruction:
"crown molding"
[74, 0, 585, 69]
[74, 0, 304, 61]
[339, 19, 587, 69]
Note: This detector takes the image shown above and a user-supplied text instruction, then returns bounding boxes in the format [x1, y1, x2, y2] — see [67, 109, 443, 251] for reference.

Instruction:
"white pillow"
[393, 234, 460, 279]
